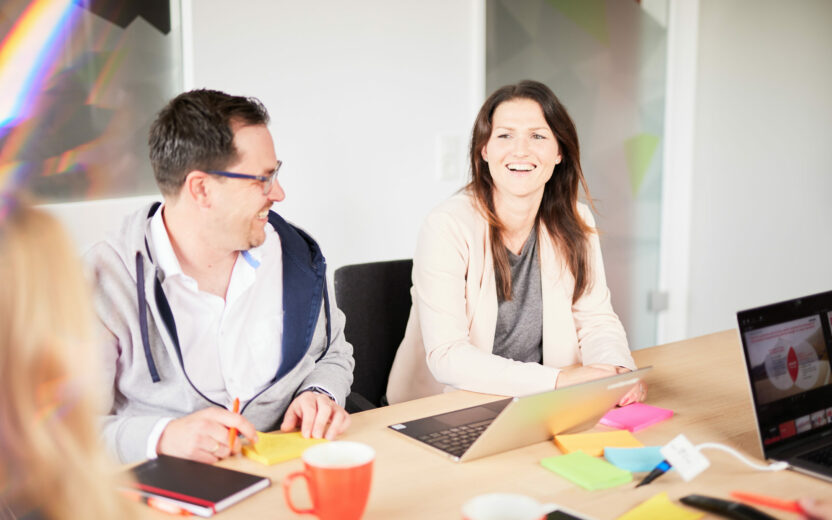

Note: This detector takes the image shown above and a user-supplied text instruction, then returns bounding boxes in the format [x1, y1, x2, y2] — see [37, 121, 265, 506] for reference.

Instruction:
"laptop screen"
[737, 289, 832, 453]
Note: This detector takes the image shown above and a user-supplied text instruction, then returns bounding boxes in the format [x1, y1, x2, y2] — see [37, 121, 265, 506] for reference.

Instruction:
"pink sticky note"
[600, 402, 673, 432]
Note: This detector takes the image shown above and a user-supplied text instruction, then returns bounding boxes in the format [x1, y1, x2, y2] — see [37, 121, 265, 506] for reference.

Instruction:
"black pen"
[636, 459, 672, 487]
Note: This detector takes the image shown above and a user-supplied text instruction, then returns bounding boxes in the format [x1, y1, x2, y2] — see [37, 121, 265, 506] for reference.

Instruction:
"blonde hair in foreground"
[0, 203, 131, 519]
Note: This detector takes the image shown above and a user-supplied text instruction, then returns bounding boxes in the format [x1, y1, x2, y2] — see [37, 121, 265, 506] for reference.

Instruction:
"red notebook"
[127, 455, 270, 517]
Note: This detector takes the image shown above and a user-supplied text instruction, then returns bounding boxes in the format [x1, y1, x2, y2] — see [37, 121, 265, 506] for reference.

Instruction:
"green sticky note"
[541, 451, 633, 490]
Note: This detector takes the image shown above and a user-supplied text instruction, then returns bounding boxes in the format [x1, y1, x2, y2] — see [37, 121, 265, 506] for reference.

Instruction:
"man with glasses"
[86, 89, 354, 463]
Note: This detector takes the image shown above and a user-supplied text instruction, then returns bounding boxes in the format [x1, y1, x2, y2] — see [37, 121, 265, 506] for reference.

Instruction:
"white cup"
[462, 493, 547, 520]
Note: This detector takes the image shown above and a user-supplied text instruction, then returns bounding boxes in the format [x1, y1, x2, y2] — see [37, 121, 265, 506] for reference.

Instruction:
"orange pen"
[122, 490, 193, 516]
[730, 491, 803, 513]
[228, 397, 240, 452]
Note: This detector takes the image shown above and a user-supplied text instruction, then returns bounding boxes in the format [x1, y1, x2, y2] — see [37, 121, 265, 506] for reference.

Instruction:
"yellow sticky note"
[617, 492, 704, 520]
[242, 431, 327, 465]
[554, 429, 643, 457]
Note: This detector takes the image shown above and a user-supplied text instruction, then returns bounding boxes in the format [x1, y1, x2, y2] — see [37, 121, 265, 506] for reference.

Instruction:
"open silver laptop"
[388, 367, 650, 462]
[737, 289, 832, 481]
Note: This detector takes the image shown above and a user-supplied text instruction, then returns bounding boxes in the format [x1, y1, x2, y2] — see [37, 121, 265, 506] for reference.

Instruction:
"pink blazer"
[386, 192, 635, 404]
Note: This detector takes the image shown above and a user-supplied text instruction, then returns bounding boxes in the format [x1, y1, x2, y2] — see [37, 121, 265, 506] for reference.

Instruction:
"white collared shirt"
[144, 206, 285, 458]
[149, 206, 284, 405]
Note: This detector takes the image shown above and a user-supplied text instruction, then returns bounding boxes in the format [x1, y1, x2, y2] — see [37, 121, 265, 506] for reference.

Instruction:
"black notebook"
[127, 455, 270, 517]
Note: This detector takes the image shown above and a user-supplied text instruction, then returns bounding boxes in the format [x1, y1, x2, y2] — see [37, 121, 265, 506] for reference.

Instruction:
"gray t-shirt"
[492, 228, 543, 363]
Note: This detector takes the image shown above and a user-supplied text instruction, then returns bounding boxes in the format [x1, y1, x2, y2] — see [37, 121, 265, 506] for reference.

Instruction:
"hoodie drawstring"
[135, 252, 161, 383]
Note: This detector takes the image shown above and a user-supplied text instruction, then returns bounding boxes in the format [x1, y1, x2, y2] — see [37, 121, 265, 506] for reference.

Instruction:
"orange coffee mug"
[283, 441, 375, 520]
[462, 493, 547, 520]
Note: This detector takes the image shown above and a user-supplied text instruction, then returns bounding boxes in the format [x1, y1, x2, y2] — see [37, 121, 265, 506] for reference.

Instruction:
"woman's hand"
[555, 364, 617, 388]
[613, 366, 648, 405]
[555, 365, 647, 406]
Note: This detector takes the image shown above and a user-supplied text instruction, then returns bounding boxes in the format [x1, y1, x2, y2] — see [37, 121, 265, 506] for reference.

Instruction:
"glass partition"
[486, 0, 668, 349]
[0, 0, 183, 201]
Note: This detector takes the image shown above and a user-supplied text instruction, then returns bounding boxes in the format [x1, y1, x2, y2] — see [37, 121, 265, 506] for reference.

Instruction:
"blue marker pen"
[636, 459, 672, 487]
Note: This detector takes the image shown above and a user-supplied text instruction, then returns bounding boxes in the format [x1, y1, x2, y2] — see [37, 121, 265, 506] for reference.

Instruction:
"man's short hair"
[148, 89, 270, 197]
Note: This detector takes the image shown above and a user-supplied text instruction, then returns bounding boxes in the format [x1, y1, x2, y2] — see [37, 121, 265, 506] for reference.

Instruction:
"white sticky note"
[660, 434, 710, 482]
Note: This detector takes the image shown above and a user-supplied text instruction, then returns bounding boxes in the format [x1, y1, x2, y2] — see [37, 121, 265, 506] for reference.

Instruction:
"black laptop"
[737, 289, 832, 481]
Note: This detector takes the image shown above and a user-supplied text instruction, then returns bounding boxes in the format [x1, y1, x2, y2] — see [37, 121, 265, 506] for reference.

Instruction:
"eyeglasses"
[205, 160, 283, 195]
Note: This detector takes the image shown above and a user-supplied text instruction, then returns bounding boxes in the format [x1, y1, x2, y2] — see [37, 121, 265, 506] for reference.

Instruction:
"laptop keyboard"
[418, 419, 494, 458]
[797, 444, 832, 467]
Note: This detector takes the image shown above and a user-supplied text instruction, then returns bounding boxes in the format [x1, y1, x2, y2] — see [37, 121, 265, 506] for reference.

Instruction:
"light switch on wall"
[436, 134, 465, 182]
[648, 290, 669, 312]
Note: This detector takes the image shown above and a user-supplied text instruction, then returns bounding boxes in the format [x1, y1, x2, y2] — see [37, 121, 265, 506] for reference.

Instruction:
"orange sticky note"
[554, 429, 643, 456]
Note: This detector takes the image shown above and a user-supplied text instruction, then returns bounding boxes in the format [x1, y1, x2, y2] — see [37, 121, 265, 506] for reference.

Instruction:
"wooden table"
[140, 330, 832, 519]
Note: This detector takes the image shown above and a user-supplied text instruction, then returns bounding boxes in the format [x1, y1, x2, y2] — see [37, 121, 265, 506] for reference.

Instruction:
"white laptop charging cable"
[696, 442, 789, 472]
[636, 434, 788, 486]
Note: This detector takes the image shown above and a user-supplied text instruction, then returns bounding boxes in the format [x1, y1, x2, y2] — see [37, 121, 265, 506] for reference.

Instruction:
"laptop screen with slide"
[737, 289, 832, 479]
[388, 367, 650, 463]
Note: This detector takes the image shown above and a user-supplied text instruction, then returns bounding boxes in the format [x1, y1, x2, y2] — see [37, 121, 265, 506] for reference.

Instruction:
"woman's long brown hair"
[467, 80, 594, 303]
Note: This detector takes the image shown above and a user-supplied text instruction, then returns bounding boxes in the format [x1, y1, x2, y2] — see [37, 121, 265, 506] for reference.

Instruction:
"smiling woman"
[386, 80, 645, 405]
[481, 98, 562, 251]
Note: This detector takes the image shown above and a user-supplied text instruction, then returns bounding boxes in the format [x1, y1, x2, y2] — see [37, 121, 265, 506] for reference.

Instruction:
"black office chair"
[334, 259, 413, 413]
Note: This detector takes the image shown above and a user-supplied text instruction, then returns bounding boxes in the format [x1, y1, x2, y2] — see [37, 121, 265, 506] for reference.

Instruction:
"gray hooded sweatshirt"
[85, 203, 354, 463]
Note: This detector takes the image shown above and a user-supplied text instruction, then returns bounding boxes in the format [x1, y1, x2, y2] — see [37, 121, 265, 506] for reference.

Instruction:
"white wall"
[41, 195, 161, 253]
[188, 0, 480, 271]
[44, 0, 832, 344]
[44, 0, 480, 268]
[686, 0, 832, 336]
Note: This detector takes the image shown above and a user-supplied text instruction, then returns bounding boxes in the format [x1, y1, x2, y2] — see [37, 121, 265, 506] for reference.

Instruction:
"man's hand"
[555, 365, 647, 406]
[157, 407, 258, 464]
[280, 390, 350, 440]
[799, 498, 832, 520]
